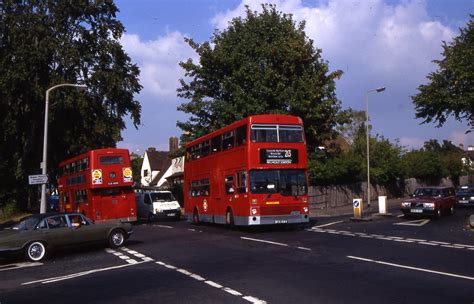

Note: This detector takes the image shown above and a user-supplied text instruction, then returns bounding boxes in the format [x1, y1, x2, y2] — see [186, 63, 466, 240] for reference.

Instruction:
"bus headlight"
[251, 208, 258, 215]
[303, 207, 309, 213]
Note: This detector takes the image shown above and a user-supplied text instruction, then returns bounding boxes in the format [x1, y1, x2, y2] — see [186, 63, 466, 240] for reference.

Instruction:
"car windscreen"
[11, 216, 39, 230]
[150, 192, 175, 202]
[250, 169, 307, 196]
[414, 188, 441, 197]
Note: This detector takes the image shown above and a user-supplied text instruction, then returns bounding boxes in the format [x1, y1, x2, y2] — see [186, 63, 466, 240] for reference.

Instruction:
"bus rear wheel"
[192, 208, 200, 225]
[226, 209, 234, 227]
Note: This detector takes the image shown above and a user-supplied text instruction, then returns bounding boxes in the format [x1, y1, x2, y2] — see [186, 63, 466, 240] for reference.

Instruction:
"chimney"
[169, 137, 179, 153]
[147, 147, 156, 152]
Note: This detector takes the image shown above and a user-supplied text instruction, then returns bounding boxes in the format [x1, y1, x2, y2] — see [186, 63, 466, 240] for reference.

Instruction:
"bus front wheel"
[192, 208, 200, 225]
[226, 209, 234, 227]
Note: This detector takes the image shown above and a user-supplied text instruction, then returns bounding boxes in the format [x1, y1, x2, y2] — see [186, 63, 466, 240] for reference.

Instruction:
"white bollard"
[378, 196, 387, 214]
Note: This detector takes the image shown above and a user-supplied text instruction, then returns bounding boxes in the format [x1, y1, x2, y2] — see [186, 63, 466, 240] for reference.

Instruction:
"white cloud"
[399, 136, 425, 150]
[120, 31, 197, 98]
[448, 130, 474, 149]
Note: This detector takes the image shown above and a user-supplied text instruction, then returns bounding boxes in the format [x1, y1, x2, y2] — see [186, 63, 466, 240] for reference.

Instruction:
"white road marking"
[223, 287, 243, 296]
[418, 242, 438, 246]
[205, 280, 223, 288]
[394, 219, 430, 226]
[188, 228, 196, 231]
[155, 224, 173, 229]
[243, 296, 267, 304]
[0, 262, 42, 272]
[156, 260, 266, 303]
[297, 246, 312, 251]
[22, 262, 146, 285]
[313, 221, 344, 228]
[347, 255, 474, 281]
[240, 237, 289, 247]
[309, 228, 474, 252]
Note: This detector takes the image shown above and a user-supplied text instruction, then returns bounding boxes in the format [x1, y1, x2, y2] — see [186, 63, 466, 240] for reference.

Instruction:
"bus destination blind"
[260, 149, 298, 164]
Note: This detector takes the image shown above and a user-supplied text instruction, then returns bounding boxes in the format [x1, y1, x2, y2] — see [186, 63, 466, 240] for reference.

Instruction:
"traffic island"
[350, 216, 373, 222]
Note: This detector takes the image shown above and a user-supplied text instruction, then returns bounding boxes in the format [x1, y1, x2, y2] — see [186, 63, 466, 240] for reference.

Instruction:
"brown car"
[0, 212, 132, 262]
[401, 186, 456, 218]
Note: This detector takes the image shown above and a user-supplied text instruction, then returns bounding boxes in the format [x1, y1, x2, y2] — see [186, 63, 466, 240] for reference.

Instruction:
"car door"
[68, 214, 105, 244]
[42, 215, 74, 247]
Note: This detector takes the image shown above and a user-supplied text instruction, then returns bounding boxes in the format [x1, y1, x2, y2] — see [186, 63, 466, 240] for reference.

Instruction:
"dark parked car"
[456, 184, 474, 206]
[0, 212, 132, 262]
[401, 186, 456, 218]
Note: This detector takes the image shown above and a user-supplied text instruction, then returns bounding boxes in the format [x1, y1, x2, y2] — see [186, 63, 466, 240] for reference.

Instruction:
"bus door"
[223, 173, 236, 215]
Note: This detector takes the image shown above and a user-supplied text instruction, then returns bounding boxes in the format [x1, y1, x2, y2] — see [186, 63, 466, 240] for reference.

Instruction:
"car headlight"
[470, 197, 474, 200]
[423, 203, 434, 208]
[401, 202, 411, 207]
[251, 208, 258, 215]
[155, 208, 162, 213]
[303, 207, 309, 213]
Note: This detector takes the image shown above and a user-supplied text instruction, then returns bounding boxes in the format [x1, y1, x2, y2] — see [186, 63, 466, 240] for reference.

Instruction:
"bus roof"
[185, 114, 303, 148]
[58, 148, 130, 166]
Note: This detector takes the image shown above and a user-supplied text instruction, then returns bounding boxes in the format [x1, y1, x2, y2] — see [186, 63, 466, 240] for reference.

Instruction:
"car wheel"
[434, 208, 442, 219]
[226, 209, 234, 228]
[25, 241, 47, 262]
[192, 208, 200, 225]
[109, 229, 126, 248]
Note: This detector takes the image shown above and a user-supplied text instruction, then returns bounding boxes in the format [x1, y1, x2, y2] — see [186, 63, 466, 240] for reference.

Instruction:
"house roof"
[146, 150, 170, 171]
[150, 158, 172, 186]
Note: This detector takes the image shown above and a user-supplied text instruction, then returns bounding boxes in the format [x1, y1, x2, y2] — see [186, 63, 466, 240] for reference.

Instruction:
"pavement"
[310, 197, 405, 218]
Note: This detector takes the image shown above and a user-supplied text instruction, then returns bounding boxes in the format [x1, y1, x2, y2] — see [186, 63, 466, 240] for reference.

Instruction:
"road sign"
[353, 198, 363, 219]
[28, 174, 48, 185]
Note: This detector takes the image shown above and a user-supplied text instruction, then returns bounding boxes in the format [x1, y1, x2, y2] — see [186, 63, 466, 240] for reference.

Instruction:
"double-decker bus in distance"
[184, 114, 309, 226]
[58, 148, 137, 222]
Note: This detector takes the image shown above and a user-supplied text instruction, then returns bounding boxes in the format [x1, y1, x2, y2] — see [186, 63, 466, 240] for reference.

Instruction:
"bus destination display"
[260, 149, 298, 164]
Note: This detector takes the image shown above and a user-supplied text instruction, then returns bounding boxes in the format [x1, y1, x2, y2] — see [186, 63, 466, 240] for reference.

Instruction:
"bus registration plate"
[275, 220, 288, 224]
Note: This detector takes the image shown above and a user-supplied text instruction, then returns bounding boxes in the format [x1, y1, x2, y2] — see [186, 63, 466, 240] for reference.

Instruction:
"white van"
[135, 190, 181, 221]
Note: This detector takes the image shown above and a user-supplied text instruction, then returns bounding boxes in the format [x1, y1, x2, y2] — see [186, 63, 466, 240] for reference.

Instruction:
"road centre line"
[0, 262, 42, 272]
[309, 228, 474, 251]
[154, 224, 174, 229]
[155, 260, 266, 304]
[347, 255, 474, 281]
[241, 237, 289, 247]
[313, 221, 344, 228]
[297, 246, 312, 251]
[22, 262, 146, 285]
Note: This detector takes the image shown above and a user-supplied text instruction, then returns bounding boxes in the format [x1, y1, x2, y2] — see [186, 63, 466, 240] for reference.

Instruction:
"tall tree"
[177, 4, 344, 152]
[412, 15, 474, 132]
[0, 1, 142, 210]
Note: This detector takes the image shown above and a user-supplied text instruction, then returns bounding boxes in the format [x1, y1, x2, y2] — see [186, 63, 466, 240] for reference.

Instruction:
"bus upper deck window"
[211, 136, 222, 153]
[100, 156, 123, 165]
[279, 125, 304, 143]
[251, 125, 277, 142]
[235, 125, 247, 146]
[222, 131, 234, 150]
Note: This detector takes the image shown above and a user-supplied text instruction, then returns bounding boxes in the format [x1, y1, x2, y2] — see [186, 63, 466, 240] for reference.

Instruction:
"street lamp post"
[40, 83, 87, 214]
[365, 86, 385, 209]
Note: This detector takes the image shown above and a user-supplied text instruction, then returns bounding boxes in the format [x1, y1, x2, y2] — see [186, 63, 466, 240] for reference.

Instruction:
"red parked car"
[401, 186, 456, 219]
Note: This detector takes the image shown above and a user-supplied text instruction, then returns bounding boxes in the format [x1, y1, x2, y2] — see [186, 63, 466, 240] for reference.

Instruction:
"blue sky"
[115, 0, 473, 154]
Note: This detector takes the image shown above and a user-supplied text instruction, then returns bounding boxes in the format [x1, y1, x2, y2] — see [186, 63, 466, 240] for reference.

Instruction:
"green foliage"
[309, 151, 362, 185]
[413, 15, 474, 131]
[0, 1, 142, 210]
[400, 150, 443, 181]
[131, 157, 144, 183]
[177, 4, 344, 151]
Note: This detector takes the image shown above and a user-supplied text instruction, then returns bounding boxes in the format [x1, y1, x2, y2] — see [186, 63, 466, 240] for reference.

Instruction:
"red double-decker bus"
[58, 148, 137, 222]
[184, 114, 309, 226]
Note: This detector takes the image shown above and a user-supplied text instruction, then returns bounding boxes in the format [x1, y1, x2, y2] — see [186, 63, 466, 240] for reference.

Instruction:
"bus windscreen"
[249, 169, 307, 196]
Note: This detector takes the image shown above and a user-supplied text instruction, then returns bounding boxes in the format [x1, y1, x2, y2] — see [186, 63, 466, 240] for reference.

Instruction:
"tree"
[336, 109, 366, 145]
[177, 4, 344, 152]
[412, 15, 474, 132]
[131, 156, 144, 184]
[0, 1, 142, 210]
